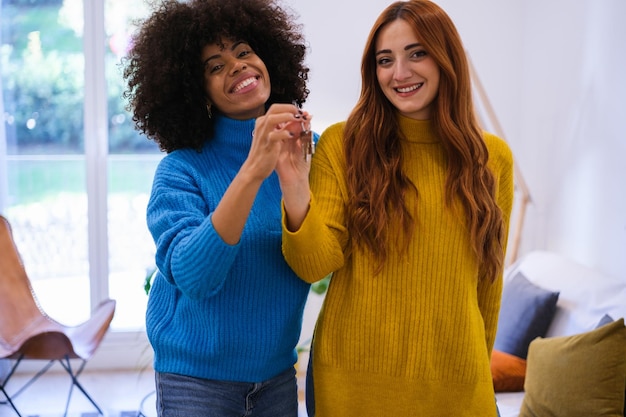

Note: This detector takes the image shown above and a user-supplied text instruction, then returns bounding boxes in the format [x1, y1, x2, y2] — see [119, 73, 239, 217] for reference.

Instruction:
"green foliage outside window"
[1, 0, 153, 155]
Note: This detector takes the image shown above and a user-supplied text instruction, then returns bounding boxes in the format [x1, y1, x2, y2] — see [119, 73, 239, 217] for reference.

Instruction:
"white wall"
[287, 0, 626, 281]
[516, 0, 626, 281]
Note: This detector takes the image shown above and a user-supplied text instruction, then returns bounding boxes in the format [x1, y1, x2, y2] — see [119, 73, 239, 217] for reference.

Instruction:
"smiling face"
[201, 39, 271, 120]
[375, 19, 440, 120]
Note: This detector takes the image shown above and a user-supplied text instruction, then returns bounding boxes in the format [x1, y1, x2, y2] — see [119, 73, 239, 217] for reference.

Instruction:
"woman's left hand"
[275, 108, 313, 232]
[275, 111, 313, 186]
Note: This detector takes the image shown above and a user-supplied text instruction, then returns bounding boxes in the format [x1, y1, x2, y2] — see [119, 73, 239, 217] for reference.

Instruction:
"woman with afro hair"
[123, 0, 314, 415]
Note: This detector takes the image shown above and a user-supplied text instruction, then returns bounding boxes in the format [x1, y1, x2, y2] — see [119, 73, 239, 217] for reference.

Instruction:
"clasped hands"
[249, 103, 313, 184]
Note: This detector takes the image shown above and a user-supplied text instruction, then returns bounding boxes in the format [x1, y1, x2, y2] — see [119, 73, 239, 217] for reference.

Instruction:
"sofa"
[492, 250, 626, 417]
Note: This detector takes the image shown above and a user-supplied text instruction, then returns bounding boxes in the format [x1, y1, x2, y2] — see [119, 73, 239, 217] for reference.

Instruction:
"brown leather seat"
[0, 215, 116, 417]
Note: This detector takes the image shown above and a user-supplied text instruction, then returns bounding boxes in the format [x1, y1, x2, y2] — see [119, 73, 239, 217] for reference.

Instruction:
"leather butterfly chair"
[0, 215, 116, 417]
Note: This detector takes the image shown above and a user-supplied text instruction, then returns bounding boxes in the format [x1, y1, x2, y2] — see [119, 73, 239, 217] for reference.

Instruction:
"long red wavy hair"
[344, 0, 505, 281]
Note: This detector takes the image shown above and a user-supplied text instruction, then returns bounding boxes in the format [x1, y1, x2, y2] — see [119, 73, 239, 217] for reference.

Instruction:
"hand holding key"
[300, 121, 314, 161]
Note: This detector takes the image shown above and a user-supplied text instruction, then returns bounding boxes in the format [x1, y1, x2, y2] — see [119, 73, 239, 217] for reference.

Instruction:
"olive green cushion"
[519, 318, 626, 417]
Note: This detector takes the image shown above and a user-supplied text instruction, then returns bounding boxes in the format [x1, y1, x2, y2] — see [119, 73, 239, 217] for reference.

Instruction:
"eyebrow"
[203, 40, 248, 67]
[375, 42, 422, 57]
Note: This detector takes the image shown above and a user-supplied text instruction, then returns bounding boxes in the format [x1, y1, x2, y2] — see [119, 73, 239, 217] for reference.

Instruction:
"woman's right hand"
[242, 103, 305, 182]
[211, 104, 304, 245]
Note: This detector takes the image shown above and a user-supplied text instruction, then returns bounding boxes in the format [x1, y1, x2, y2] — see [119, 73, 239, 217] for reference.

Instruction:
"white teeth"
[233, 77, 256, 92]
[397, 83, 422, 93]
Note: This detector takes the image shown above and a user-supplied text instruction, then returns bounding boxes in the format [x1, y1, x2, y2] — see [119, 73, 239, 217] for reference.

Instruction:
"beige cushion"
[519, 318, 626, 417]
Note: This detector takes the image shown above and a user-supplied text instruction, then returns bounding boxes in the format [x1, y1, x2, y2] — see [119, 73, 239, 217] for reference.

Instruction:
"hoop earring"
[206, 104, 212, 119]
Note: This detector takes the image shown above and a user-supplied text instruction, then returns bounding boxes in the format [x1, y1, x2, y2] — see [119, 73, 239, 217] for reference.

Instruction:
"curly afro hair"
[123, 0, 310, 153]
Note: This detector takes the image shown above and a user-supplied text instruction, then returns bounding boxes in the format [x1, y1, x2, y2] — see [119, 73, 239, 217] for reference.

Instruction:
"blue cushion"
[494, 272, 560, 359]
[596, 313, 614, 328]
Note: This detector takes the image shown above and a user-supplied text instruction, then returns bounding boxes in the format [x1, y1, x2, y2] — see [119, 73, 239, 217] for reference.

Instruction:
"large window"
[1, 0, 158, 366]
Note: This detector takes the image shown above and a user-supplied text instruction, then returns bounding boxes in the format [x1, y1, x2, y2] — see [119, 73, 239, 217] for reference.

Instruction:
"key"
[300, 122, 314, 161]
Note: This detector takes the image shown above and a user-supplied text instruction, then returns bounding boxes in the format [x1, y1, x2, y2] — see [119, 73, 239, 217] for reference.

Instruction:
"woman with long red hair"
[277, 1, 514, 415]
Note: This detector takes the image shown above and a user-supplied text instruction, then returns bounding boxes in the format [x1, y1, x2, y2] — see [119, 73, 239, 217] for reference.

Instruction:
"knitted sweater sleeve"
[478, 132, 515, 352]
[282, 122, 348, 282]
[147, 153, 239, 300]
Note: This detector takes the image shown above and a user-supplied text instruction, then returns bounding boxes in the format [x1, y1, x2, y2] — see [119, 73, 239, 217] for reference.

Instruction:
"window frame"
[82, 0, 152, 370]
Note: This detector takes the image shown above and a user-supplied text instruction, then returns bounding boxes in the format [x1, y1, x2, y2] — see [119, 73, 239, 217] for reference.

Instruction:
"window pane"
[107, 156, 159, 330]
[1, 0, 90, 325]
[105, 0, 160, 330]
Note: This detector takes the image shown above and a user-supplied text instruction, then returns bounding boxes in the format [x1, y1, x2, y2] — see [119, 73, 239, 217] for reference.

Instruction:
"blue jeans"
[155, 367, 298, 417]
[305, 349, 315, 417]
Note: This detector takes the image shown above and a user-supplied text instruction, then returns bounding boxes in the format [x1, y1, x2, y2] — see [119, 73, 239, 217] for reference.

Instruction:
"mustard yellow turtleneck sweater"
[283, 115, 514, 416]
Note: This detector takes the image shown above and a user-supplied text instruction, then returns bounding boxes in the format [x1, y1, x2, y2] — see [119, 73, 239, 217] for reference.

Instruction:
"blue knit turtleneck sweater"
[146, 115, 311, 382]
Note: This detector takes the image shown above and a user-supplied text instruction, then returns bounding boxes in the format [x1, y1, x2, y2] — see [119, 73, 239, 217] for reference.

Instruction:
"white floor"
[1, 362, 309, 417]
[1, 367, 155, 417]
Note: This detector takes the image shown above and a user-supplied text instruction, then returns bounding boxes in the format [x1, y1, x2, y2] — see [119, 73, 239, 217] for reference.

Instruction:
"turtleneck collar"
[210, 114, 256, 151]
[397, 113, 439, 144]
